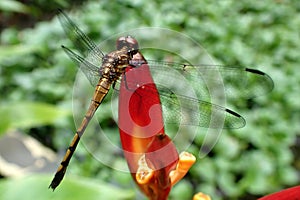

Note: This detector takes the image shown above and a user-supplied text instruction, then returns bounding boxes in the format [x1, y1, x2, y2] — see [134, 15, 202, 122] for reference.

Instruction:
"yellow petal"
[170, 151, 196, 186]
[193, 192, 212, 200]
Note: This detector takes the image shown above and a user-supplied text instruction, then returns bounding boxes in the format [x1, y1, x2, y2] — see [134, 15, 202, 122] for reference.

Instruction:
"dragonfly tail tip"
[48, 183, 56, 191]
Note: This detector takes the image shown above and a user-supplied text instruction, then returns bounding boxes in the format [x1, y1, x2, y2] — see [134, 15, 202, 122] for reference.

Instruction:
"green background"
[0, 0, 299, 199]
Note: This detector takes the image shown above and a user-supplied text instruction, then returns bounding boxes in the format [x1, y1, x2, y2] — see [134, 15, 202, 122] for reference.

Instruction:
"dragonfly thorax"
[101, 46, 135, 82]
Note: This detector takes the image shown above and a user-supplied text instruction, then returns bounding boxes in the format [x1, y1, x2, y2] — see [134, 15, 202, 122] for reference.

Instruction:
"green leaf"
[0, 44, 40, 64]
[0, 102, 70, 135]
[0, 175, 135, 200]
[0, 0, 31, 13]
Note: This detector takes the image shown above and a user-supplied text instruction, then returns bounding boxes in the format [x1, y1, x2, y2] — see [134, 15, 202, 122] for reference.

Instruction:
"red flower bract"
[118, 37, 198, 200]
[118, 51, 179, 200]
[258, 185, 300, 200]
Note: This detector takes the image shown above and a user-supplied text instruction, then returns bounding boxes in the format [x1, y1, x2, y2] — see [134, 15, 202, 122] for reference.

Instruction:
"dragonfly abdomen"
[51, 9, 141, 190]
[49, 84, 109, 190]
[50, 40, 138, 190]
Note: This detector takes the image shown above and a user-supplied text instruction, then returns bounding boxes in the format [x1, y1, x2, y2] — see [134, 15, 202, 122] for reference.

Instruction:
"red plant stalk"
[118, 46, 202, 199]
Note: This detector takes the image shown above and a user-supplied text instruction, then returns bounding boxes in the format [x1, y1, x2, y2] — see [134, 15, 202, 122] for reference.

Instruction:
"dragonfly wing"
[62, 46, 100, 86]
[157, 85, 246, 129]
[57, 9, 104, 69]
[119, 75, 245, 129]
[147, 61, 274, 100]
[143, 61, 273, 129]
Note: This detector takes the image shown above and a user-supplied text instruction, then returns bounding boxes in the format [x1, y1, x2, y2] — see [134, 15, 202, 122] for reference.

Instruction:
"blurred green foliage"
[0, 175, 134, 200]
[0, 102, 70, 135]
[0, 0, 299, 200]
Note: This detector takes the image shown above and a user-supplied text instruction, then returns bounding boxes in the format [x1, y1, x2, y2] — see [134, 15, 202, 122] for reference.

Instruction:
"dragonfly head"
[117, 36, 139, 58]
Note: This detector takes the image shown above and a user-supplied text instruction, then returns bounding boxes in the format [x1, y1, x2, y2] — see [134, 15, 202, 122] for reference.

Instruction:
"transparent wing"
[57, 9, 104, 58]
[156, 85, 245, 129]
[146, 60, 274, 101]
[57, 9, 104, 80]
[62, 46, 101, 86]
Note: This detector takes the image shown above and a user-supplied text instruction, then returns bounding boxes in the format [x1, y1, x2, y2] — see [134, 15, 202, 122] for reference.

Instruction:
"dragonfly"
[49, 10, 274, 190]
[49, 10, 140, 190]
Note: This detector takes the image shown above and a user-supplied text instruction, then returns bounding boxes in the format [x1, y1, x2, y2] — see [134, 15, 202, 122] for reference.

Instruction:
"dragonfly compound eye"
[116, 36, 139, 52]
